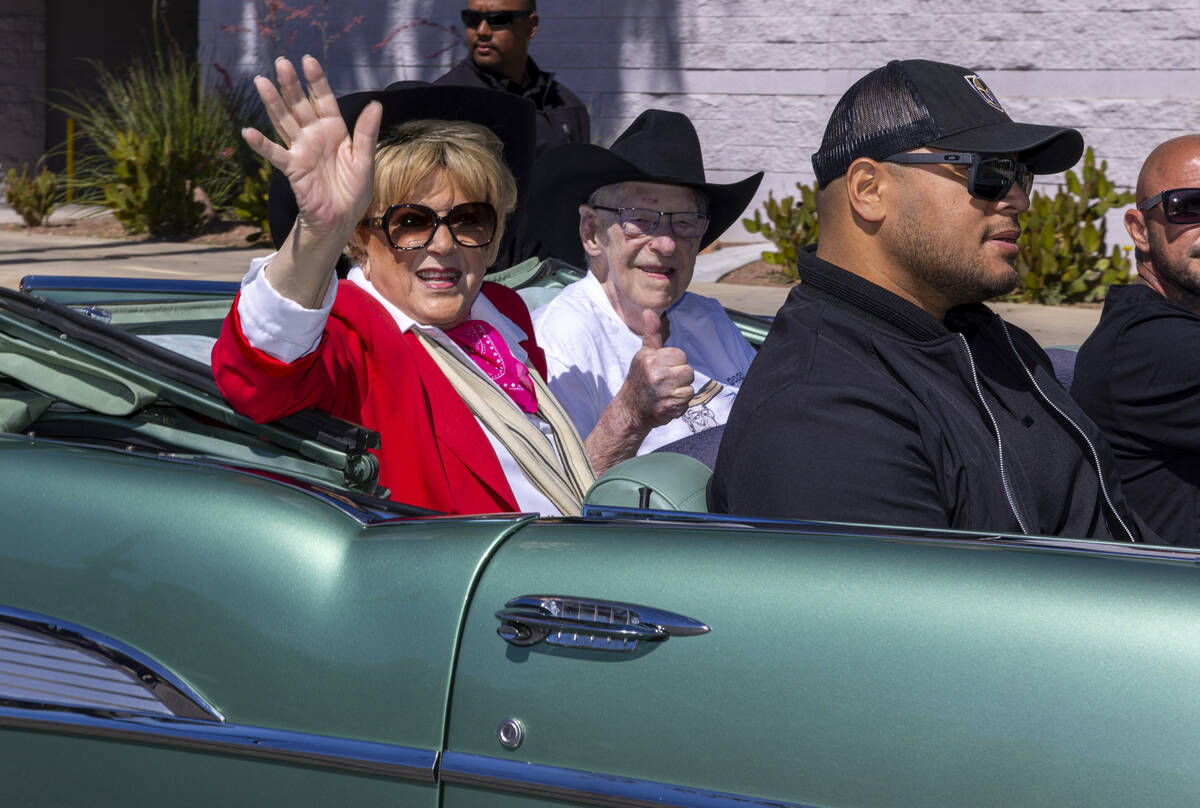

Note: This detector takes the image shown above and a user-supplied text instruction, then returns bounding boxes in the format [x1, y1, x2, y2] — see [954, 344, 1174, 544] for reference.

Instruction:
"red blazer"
[212, 280, 548, 514]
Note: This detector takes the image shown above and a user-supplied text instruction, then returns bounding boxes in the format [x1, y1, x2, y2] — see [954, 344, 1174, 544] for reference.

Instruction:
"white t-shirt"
[532, 273, 756, 455]
[237, 254, 562, 516]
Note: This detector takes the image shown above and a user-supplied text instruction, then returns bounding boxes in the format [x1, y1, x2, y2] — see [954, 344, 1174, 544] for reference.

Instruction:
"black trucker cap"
[811, 60, 1084, 187]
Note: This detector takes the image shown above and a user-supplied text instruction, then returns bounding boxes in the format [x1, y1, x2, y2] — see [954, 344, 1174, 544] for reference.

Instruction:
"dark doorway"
[44, 0, 198, 172]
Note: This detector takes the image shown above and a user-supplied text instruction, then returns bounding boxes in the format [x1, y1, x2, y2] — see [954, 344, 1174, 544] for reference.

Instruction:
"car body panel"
[4, 276, 1200, 806]
[0, 435, 527, 747]
[446, 519, 1200, 807]
[2, 731, 432, 806]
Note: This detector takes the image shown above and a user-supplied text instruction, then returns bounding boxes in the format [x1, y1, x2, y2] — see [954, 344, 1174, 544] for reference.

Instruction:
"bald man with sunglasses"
[436, 0, 589, 156]
[1072, 135, 1200, 545]
[711, 60, 1156, 543]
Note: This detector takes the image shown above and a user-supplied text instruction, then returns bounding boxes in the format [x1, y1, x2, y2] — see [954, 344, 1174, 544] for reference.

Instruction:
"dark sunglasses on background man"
[884, 151, 1035, 202]
[364, 202, 498, 251]
[1137, 188, 1200, 224]
[460, 9, 534, 28]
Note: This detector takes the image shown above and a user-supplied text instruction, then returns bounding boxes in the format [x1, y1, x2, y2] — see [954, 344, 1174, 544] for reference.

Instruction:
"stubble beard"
[890, 215, 1019, 309]
[1147, 227, 1200, 301]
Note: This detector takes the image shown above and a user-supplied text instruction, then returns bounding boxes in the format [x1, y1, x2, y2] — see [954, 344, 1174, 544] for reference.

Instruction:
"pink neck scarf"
[443, 319, 538, 414]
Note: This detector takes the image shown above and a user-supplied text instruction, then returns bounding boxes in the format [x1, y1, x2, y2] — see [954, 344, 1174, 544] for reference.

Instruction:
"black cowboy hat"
[267, 82, 537, 253]
[527, 109, 763, 262]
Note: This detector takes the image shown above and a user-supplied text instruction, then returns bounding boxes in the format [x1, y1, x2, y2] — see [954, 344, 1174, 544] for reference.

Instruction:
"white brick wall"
[199, 0, 1200, 244]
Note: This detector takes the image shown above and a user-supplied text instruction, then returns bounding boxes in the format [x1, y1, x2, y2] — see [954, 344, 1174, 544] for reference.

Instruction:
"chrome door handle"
[495, 595, 709, 653]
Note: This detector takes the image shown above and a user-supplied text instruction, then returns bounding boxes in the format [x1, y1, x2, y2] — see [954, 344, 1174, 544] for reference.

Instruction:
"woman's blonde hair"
[347, 119, 518, 267]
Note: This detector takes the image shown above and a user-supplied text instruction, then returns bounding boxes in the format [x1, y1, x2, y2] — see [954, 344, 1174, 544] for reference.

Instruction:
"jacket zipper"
[996, 321, 1136, 543]
[955, 334, 1030, 535]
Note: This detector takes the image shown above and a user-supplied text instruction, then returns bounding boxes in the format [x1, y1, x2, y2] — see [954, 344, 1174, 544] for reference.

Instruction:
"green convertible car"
[1, 271, 1199, 807]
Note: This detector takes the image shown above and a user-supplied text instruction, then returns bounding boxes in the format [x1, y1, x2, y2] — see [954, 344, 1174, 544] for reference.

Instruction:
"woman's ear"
[348, 226, 371, 277]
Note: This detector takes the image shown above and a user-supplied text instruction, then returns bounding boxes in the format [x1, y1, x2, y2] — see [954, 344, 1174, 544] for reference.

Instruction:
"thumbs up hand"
[622, 308, 695, 429]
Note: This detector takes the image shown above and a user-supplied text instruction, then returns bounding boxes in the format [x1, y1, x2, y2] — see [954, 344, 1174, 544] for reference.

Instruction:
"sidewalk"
[0, 219, 1101, 347]
[0, 229, 260, 290]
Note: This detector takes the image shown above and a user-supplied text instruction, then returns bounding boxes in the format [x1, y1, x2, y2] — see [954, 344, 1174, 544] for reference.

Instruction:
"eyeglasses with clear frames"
[591, 205, 710, 240]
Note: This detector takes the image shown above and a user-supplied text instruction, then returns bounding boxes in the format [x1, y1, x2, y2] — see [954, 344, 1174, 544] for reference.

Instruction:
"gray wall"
[0, 1, 46, 174]
[0, 0, 198, 176]
[200, 0, 1200, 242]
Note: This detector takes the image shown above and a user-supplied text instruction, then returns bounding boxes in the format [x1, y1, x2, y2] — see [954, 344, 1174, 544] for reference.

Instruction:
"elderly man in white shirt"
[529, 110, 763, 473]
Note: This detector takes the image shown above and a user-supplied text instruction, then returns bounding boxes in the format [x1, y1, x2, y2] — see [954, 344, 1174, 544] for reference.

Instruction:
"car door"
[442, 516, 1200, 808]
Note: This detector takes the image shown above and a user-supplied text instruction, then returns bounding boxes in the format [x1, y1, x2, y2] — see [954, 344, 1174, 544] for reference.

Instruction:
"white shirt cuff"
[236, 253, 338, 363]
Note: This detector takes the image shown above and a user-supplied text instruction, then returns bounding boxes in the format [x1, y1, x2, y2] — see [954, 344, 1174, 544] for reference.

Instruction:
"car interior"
[4, 273, 739, 519]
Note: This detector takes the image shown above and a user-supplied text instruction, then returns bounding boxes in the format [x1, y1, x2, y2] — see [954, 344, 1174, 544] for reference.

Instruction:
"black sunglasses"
[364, 202, 497, 251]
[1137, 187, 1200, 225]
[591, 205, 710, 240]
[884, 151, 1035, 202]
[460, 9, 534, 28]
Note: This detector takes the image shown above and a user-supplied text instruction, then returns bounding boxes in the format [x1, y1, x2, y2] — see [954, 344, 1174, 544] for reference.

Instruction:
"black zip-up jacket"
[435, 57, 590, 155]
[711, 250, 1155, 542]
[1072, 284, 1200, 545]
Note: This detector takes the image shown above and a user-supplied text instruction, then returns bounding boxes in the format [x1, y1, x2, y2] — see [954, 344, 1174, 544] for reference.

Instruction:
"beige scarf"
[415, 332, 595, 516]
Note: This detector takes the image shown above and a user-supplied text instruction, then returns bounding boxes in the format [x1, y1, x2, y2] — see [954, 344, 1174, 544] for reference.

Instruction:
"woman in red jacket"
[212, 56, 592, 516]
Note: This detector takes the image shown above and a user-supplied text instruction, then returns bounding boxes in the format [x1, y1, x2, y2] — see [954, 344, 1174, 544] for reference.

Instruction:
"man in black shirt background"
[1072, 135, 1200, 545]
[437, 0, 590, 156]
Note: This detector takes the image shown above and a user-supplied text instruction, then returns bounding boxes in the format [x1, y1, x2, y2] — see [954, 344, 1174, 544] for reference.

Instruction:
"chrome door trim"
[0, 703, 437, 781]
[496, 595, 710, 652]
[575, 508, 1200, 562]
[439, 751, 815, 808]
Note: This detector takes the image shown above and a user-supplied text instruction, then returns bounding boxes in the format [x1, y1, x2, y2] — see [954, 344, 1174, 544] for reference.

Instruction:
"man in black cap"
[529, 110, 762, 474]
[436, 1, 589, 156]
[1072, 135, 1200, 546]
[710, 60, 1156, 542]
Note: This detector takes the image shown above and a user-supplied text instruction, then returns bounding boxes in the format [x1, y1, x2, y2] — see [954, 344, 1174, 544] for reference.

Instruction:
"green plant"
[1012, 147, 1135, 304]
[742, 181, 820, 282]
[53, 38, 246, 238]
[233, 159, 272, 243]
[211, 64, 273, 242]
[4, 164, 58, 227]
[103, 130, 202, 236]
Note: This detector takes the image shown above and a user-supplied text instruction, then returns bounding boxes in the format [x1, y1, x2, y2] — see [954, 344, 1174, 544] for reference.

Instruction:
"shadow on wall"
[205, 0, 686, 147]
[587, 0, 684, 145]
[409, 0, 685, 147]
[410, 0, 458, 76]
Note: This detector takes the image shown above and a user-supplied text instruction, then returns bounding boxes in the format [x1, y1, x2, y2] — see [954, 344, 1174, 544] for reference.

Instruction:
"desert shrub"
[103, 130, 203, 236]
[741, 181, 820, 282]
[4, 164, 58, 227]
[211, 66, 273, 241]
[54, 41, 246, 238]
[233, 160, 272, 243]
[1012, 147, 1135, 304]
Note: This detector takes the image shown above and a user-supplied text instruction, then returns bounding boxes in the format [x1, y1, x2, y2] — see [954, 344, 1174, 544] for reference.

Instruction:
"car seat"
[583, 452, 712, 513]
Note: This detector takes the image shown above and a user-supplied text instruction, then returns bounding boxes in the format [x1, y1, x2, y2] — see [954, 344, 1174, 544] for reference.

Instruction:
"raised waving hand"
[242, 56, 382, 307]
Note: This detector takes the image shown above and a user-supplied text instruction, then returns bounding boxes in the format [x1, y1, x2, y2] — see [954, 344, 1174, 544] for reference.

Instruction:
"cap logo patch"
[964, 74, 1005, 112]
